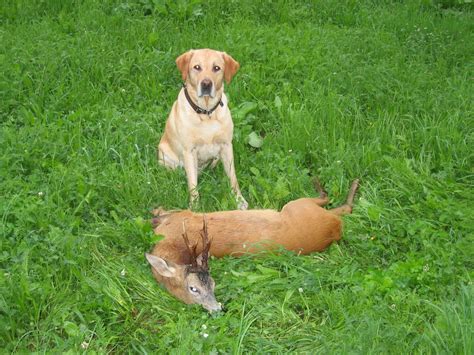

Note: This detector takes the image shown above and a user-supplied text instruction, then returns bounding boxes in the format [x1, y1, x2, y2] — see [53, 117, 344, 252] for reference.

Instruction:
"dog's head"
[176, 49, 239, 98]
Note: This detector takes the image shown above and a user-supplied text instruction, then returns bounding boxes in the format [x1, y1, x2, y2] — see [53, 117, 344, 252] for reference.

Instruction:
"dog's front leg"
[183, 149, 199, 208]
[220, 143, 248, 210]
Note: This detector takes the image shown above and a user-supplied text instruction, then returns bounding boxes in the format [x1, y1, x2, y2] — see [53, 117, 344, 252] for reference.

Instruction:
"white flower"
[120, 269, 126, 276]
[38, 191, 44, 197]
[81, 341, 89, 349]
[201, 324, 207, 330]
[298, 288, 304, 293]
[202, 333, 209, 338]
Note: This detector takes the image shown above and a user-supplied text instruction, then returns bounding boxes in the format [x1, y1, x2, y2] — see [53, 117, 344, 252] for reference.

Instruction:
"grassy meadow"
[1, 0, 473, 352]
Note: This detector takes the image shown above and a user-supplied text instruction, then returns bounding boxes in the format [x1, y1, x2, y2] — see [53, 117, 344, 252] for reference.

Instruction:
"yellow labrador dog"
[158, 49, 248, 210]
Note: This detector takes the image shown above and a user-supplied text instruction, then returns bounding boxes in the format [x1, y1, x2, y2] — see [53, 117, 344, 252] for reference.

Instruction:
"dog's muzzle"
[199, 79, 213, 97]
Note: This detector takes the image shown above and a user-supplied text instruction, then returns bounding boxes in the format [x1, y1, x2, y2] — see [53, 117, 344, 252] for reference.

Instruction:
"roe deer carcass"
[145, 179, 359, 312]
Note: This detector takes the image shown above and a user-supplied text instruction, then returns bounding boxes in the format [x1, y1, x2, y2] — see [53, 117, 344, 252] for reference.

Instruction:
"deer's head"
[145, 217, 221, 312]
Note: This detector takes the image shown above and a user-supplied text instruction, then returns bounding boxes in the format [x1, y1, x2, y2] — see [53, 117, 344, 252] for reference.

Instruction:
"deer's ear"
[145, 253, 177, 278]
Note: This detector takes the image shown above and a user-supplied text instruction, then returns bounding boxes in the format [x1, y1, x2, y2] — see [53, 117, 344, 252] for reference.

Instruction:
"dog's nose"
[200, 79, 212, 94]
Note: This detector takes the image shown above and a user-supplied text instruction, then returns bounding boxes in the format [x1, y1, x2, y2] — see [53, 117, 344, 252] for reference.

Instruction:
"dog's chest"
[191, 118, 230, 163]
[190, 116, 231, 143]
[172, 100, 233, 163]
[195, 143, 222, 163]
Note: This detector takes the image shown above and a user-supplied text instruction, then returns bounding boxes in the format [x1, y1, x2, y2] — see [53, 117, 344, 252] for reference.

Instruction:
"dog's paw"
[237, 197, 248, 210]
[189, 192, 200, 210]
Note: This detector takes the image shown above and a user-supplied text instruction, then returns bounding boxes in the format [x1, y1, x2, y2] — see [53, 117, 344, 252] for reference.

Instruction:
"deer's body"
[152, 198, 343, 263]
[146, 179, 359, 312]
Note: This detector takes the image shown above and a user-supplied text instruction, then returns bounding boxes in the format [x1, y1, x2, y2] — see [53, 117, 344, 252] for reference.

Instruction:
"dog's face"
[176, 49, 240, 98]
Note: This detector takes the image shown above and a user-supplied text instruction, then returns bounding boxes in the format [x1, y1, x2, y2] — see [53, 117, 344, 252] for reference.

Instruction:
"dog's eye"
[213, 66, 221, 72]
[193, 65, 201, 71]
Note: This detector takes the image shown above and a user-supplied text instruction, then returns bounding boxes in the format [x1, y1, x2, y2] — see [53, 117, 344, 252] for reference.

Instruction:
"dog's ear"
[222, 52, 240, 84]
[176, 50, 194, 81]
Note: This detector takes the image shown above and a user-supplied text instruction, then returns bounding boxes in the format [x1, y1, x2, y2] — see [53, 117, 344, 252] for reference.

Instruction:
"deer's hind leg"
[312, 178, 330, 207]
[329, 179, 360, 216]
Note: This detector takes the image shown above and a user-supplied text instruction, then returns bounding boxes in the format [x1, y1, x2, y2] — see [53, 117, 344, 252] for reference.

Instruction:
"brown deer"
[145, 179, 359, 312]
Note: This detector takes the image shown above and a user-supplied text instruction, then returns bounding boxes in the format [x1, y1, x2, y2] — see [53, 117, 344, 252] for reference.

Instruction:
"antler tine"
[199, 215, 212, 270]
[181, 219, 198, 267]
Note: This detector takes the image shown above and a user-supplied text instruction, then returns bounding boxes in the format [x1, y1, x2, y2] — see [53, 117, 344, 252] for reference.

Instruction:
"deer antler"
[199, 215, 212, 271]
[182, 219, 198, 267]
[181, 216, 213, 270]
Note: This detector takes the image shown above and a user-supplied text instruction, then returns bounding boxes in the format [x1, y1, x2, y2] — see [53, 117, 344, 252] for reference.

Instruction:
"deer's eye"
[193, 65, 201, 71]
[213, 65, 221, 72]
[189, 286, 199, 293]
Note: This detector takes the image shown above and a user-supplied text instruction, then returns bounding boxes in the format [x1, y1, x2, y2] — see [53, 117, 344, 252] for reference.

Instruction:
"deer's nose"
[204, 299, 222, 313]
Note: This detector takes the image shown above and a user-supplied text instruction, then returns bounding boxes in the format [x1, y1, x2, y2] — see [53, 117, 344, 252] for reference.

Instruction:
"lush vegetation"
[1, 0, 473, 352]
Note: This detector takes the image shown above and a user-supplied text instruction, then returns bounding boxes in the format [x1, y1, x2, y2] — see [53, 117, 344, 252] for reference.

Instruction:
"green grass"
[1, 0, 473, 352]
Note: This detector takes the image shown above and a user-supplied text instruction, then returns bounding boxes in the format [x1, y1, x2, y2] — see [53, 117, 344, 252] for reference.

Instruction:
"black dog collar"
[183, 83, 223, 116]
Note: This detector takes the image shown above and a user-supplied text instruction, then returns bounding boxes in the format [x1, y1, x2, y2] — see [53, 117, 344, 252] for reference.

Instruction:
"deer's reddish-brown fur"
[147, 179, 358, 311]
[150, 179, 359, 264]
